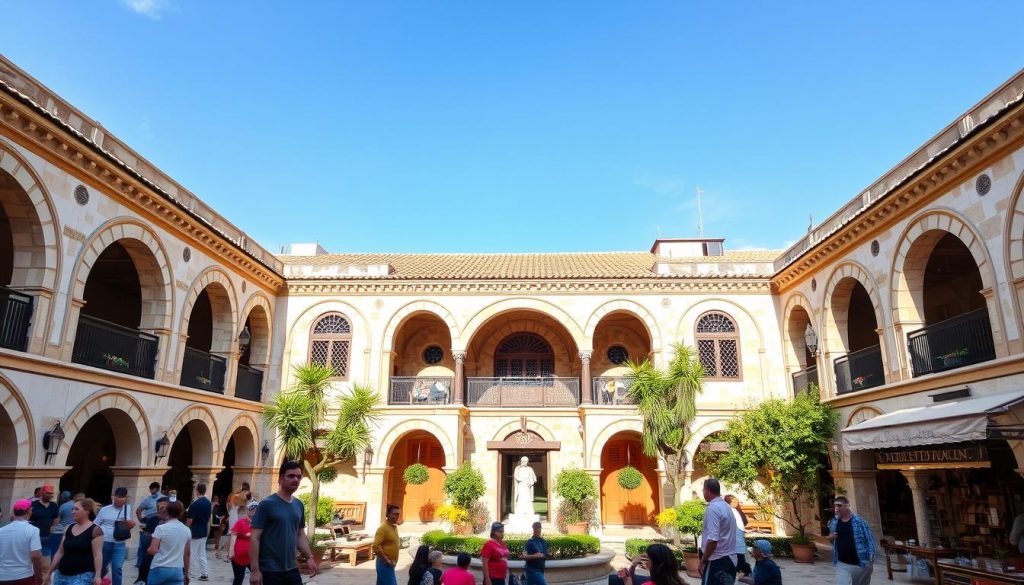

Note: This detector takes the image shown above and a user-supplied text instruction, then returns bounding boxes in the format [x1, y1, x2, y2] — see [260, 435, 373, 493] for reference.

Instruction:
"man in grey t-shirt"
[250, 461, 317, 585]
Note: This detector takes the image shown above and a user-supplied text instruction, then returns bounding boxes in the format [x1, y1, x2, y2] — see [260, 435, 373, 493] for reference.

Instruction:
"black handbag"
[113, 504, 132, 541]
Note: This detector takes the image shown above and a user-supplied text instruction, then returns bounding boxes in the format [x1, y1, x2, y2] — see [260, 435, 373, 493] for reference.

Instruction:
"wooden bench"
[328, 540, 374, 567]
[331, 501, 366, 532]
[741, 504, 776, 535]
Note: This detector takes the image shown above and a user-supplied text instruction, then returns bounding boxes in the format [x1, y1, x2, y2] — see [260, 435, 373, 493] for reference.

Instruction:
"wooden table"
[328, 541, 374, 567]
[882, 542, 957, 581]
[936, 559, 1024, 585]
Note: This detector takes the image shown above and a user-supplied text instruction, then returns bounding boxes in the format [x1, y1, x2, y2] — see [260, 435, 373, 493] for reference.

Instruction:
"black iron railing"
[235, 364, 264, 401]
[907, 308, 996, 377]
[72, 314, 159, 379]
[592, 376, 634, 405]
[388, 377, 454, 405]
[834, 344, 885, 395]
[466, 377, 580, 407]
[180, 346, 227, 393]
[792, 366, 818, 397]
[0, 287, 33, 351]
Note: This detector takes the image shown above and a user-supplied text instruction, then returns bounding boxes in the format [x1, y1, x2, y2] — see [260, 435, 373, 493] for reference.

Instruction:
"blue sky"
[3, 1, 1023, 254]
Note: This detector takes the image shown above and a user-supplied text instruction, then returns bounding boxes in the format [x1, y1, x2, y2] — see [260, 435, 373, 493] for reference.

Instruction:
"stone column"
[230, 466, 259, 494]
[900, 469, 933, 546]
[579, 351, 593, 405]
[110, 466, 170, 507]
[188, 466, 223, 494]
[453, 351, 466, 404]
[832, 470, 883, 541]
[223, 349, 241, 397]
[0, 466, 72, 521]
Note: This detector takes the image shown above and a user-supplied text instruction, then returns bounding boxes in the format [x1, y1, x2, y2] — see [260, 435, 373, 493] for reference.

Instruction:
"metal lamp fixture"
[804, 323, 819, 358]
[363, 445, 374, 467]
[154, 432, 170, 464]
[260, 441, 271, 466]
[43, 421, 65, 464]
[238, 326, 251, 351]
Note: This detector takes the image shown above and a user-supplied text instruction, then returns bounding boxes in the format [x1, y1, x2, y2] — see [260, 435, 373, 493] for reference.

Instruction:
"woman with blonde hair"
[45, 498, 103, 585]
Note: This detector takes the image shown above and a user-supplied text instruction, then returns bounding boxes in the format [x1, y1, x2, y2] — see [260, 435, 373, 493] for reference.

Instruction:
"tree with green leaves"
[706, 386, 838, 539]
[625, 344, 704, 516]
[263, 363, 381, 534]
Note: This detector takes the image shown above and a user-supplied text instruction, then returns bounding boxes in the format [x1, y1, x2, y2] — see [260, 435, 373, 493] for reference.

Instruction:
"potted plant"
[442, 462, 485, 534]
[851, 375, 867, 389]
[617, 466, 643, 491]
[939, 348, 968, 368]
[671, 499, 706, 577]
[436, 503, 471, 534]
[789, 531, 815, 563]
[403, 462, 430, 485]
[300, 533, 334, 571]
[554, 467, 597, 534]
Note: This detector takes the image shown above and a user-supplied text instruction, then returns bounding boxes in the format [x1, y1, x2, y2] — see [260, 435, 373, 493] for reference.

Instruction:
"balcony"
[0, 287, 33, 351]
[235, 364, 264, 402]
[72, 314, 159, 379]
[467, 377, 580, 407]
[388, 377, 454, 405]
[791, 366, 818, 397]
[180, 347, 227, 393]
[907, 308, 996, 377]
[833, 344, 885, 395]
[592, 376, 634, 405]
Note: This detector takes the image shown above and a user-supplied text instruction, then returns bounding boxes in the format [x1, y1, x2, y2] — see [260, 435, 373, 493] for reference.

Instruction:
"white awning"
[842, 390, 1024, 451]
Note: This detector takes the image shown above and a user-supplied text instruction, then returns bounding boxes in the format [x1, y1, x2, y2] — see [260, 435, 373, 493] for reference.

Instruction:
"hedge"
[624, 536, 796, 560]
[420, 530, 600, 559]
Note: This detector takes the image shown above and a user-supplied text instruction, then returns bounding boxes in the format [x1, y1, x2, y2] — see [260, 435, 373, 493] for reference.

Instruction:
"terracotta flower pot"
[683, 551, 701, 578]
[790, 542, 816, 564]
[565, 521, 589, 535]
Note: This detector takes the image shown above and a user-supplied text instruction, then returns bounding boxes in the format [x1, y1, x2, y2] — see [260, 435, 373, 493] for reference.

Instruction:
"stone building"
[1, 54, 1023, 550]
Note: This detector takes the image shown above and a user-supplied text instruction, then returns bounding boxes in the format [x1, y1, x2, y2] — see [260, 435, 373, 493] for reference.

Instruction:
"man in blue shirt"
[828, 496, 876, 585]
[738, 540, 782, 585]
[187, 483, 213, 581]
[522, 521, 549, 585]
[134, 482, 163, 569]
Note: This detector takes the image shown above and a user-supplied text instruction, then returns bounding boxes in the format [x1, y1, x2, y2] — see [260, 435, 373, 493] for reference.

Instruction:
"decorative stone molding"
[61, 390, 151, 467]
[219, 413, 261, 468]
[376, 418, 457, 467]
[165, 404, 220, 467]
[380, 300, 460, 353]
[582, 299, 662, 352]
[286, 279, 772, 296]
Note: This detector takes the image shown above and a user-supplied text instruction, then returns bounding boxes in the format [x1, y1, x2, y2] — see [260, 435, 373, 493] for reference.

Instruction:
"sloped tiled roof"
[279, 250, 781, 280]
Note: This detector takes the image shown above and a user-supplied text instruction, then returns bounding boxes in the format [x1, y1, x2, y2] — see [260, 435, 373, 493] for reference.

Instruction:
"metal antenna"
[695, 186, 705, 238]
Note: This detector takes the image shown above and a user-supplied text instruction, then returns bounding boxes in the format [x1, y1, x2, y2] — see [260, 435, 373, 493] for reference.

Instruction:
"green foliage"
[555, 498, 596, 532]
[324, 384, 382, 461]
[617, 466, 643, 490]
[554, 468, 597, 504]
[419, 531, 600, 559]
[296, 493, 335, 527]
[743, 536, 796, 558]
[625, 345, 704, 504]
[443, 462, 486, 509]
[672, 499, 707, 544]
[467, 500, 491, 534]
[403, 463, 430, 485]
[625, 538, 684, 562]
[316, 466, 337, 483]
[708, 386, 838, 536]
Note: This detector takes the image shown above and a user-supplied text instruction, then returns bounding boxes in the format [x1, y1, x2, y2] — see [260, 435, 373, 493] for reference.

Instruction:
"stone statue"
[513, 456, 537, 515]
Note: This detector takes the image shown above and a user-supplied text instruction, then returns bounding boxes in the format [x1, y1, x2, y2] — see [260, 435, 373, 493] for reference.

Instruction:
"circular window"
[870, 240, 880, 257]
[74, 185, 89, 205]
[976, 174, 991, 196]
[607, 345, 629, 365]
[423, 345, 444, 365]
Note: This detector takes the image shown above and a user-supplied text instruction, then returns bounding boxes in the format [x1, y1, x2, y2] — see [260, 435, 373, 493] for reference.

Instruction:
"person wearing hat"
[481, 522, 510, 585]
[228, 501, 259, 585]
[0, 499, 43, 585]
[738, 540, 782, 585]
[95, 487, 135, 585]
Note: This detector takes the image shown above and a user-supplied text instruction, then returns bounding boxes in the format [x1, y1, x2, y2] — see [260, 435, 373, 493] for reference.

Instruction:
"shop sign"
[875, 444, 988, 466]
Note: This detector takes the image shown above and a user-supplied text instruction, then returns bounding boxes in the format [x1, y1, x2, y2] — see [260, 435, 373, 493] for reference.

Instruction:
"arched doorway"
[829, 278, 885, 393]
[181, 284, 233, 393]
[236, 306, 270, 401]
[0, 404, 16, 465]
[61, 410, 142, 503]
[387, 431, 446, 523]
[162, 421, 215, 505]
[786, 305, 817, 395]
[902, 232, 995, 376]
[72, 241, 162, 378]
[0, 166, 49, 352]
[600, 432, 659, 526]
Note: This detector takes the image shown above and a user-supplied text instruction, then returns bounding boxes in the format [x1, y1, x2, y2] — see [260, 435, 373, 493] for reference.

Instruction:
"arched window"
[695, 312, 741, 380]
[309, 313, 352, 379]
[494, 333, 554, 377]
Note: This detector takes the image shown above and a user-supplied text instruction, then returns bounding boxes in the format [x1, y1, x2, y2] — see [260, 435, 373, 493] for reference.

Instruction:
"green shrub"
[744, 536, 794, 558]
[296, 493, 334, 527]
[419, 533, 599, 559]
[403, 463, 430, 485]
[554, 468, 598, 504]
[443, 462, 486, 509]
[617, 466, 643, 490]
[674, 499, 707, 547]
[625, 538, 683, 562]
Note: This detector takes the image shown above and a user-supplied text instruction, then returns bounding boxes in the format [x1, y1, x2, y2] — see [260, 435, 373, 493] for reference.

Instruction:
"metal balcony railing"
[791, 366, 818, 397]
[466, 377, 580, 407]
[592, 376, 634, 405]
[834, 344, 885, 395]
[235, 364, 264, 401]
[180, 346, 227, 393]
[0, 287, 33, 351]
[907, 308, 996, 377]
[72, 314, 159, 379]
[388, 377, 454, 405]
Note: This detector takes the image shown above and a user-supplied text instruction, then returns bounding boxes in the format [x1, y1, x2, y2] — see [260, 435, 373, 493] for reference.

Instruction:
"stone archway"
[0, 373, 34, 466]
[385, 430, 447, 523]
[599, 430, 659, 526]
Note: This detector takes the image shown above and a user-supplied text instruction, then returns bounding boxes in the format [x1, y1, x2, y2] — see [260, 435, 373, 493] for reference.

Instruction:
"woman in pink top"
[480, 522, 509, 585]
[440, 553, 475, 585]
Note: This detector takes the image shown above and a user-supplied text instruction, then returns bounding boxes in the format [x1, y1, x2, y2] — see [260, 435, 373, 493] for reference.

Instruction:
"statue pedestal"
[505, 512, 540, 534]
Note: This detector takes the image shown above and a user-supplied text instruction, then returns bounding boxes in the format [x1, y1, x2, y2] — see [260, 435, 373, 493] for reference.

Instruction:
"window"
[309, 313, 352, 379]
[422, 345, 444, 365]
[695, 312, 741, 380]
[494, 333, 554, 377]
[607, 345, 629, 365]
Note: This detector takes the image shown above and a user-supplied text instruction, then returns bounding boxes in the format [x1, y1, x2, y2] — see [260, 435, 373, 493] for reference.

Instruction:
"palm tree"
[263, 363, 381, 534]
[626, 343, 704, 538]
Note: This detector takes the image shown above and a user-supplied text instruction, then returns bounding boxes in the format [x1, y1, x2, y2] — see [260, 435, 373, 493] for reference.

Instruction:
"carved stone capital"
[452, 351, 467, 363]
[579, 351, 592, 364]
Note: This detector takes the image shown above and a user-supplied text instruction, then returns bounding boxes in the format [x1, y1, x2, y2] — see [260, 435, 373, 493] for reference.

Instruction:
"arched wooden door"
[388, 433, 446, 522]
[600, 437, 659, 525]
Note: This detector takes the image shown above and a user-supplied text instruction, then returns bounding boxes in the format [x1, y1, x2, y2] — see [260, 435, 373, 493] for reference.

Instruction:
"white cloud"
[120, 0, 167, 19]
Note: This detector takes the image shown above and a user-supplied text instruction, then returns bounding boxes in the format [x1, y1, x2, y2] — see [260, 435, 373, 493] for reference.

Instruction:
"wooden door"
[600, 439, 659, 525]
[389, 436, 446, 522]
